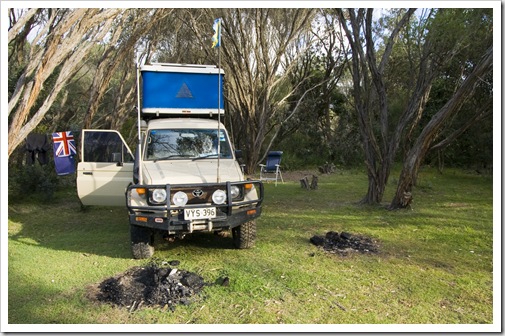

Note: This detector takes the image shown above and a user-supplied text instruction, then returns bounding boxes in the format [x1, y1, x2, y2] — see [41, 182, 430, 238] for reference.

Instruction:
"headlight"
[172, 191, 188, 206]
[152, 188, 167, 203]
[230, 186, 241, 199]
[212, 189, 227, 204]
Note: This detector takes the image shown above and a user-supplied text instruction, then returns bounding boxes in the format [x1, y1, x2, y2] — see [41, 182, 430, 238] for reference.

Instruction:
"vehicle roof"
[146, 118, 225, 130]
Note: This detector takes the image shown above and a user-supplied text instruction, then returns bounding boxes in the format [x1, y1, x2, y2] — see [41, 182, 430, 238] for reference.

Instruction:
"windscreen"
[145, 129, 232, 161]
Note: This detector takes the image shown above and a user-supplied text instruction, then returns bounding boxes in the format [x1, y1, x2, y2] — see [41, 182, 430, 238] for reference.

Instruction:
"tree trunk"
[389, 147, 421, 209]
[337, 8, 416, 205]
[361, 175, 383, 205]
[7, 9, 122, 157]
[389, 46, 493, 209]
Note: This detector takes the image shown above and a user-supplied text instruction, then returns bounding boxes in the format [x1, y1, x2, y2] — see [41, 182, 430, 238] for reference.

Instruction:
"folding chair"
[259, 151, 284, 186]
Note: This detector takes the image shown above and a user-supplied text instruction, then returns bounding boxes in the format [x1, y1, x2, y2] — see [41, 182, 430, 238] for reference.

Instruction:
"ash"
[310, 231, 379, 256]
[91, 261, 208, 312]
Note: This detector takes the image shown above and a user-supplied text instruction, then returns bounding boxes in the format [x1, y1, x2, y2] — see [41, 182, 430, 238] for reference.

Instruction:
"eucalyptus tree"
[183, 8, 317, 173]
[336, 8, 493, 208]
[275, 9, 352, 166]
[81, 9, 175, 130]
[409, 9, 493, 171]
[8, 8, 123, 157]
[389, 9, 493, 209]
[7, 8, 185, 157]
[336, 8, 417, 205]
[149, 9, 210, 64]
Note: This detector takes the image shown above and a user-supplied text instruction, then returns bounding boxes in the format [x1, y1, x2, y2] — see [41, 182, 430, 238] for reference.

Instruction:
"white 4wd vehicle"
[76, 63, 263, 258]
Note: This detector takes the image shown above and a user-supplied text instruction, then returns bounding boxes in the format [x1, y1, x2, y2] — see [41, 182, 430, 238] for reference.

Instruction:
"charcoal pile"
[88, 261, 210, 312]
[310, 231, 379, 256]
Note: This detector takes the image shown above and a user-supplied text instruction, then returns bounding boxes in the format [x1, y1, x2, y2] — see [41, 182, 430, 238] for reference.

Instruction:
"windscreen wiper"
[153, 154, 192, 162]
[192, 154, 220, 161]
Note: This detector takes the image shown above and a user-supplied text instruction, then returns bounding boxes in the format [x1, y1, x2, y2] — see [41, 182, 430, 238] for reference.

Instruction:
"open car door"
[77, 130, 134, 206]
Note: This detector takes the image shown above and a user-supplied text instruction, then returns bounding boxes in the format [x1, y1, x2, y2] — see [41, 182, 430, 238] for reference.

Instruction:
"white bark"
[7, 8, 39, 43]
[8, 8, 123, 157]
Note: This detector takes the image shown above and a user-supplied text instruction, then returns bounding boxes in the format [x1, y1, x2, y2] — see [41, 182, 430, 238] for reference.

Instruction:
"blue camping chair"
[259, 151, 284, 186]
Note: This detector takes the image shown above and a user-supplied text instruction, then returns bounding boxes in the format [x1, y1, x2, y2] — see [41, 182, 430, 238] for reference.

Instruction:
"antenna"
[136, 54, 143, 185]
[217, 48, 222, 183]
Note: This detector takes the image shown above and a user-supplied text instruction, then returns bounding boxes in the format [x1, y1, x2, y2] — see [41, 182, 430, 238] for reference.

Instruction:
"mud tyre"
[232, 220, 256, 249]
[131, 224, 154, 259]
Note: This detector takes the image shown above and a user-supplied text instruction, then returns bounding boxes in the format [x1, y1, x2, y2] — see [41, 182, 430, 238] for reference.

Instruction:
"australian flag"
[52, 131, 76, 175]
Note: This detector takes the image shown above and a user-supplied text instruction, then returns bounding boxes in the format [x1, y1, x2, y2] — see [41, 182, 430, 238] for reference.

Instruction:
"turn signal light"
[247, 209, 257, 216]
[244, 183, 253, 191]
[136, 216, 148, 222]
[136, 188, 147, 196]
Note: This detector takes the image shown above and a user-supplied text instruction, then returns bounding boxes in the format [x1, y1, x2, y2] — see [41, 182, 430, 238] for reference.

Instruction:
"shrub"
[9, 163, 59, 202]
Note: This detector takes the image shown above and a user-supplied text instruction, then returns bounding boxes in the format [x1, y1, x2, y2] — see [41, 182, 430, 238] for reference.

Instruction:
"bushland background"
[7, 8, 494, 208]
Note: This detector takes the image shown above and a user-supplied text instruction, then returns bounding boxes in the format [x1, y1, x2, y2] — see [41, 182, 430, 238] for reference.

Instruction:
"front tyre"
[130, 224, 154, 259]
[232, 220, 256, 249]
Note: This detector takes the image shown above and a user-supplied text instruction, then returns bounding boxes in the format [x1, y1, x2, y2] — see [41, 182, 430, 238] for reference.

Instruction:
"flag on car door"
[52, 131, 76, 175]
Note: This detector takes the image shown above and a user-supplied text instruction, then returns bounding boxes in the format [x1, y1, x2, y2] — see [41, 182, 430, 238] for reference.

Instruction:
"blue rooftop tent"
[259, 151, 284, 186]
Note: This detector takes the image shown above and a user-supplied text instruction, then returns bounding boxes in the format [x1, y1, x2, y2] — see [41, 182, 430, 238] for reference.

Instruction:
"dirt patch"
[310, 231, 379, 256]
[86, 260, 224, 312]
[281, 170, 320, 182]
[248, 170, 320, 183]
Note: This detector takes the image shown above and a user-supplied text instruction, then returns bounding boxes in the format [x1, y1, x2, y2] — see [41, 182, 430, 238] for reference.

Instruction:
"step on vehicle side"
[76, 63, 264, 259]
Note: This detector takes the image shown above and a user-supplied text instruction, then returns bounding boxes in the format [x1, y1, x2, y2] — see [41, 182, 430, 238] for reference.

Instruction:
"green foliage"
[8, 8, 493, 172]
[7, 168, 494, 327]
[278, 134, 325, 170]
[8, 163, 59, 202]
[381, 8, 493, 170]
[422, 78, 493, 169]
[272, 48, 362, 168]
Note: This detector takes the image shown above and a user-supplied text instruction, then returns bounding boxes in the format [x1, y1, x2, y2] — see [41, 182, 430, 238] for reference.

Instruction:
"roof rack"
[150, 62, 218, 68]
[140, 63, 225, 116]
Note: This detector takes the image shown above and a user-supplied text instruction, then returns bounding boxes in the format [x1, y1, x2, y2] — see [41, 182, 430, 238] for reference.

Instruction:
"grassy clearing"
[6, 167, 494, 330]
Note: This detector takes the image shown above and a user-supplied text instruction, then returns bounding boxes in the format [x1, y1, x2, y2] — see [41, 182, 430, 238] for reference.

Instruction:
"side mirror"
[112, 152, 123, 166]
[235, 150, 243, 159]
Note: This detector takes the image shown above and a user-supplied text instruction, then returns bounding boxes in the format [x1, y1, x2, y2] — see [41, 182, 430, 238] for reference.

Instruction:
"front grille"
[127, 180, 264, 217]
[171, 186, 218, 205]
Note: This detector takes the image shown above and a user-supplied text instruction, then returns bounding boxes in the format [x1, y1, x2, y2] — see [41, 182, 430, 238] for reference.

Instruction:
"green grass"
[6, 167, 495, 330]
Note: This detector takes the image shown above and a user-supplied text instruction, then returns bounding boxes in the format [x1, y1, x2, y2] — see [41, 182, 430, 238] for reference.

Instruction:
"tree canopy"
[7, 6, 495, 208]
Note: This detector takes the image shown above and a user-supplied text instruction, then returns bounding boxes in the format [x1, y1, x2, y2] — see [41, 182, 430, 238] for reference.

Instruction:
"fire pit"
[87, 260, 214, 312]
[310, 231, 379, 256]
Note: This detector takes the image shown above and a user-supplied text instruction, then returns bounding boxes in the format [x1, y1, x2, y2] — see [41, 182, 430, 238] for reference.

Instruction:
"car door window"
[83, 131, 133, 163]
